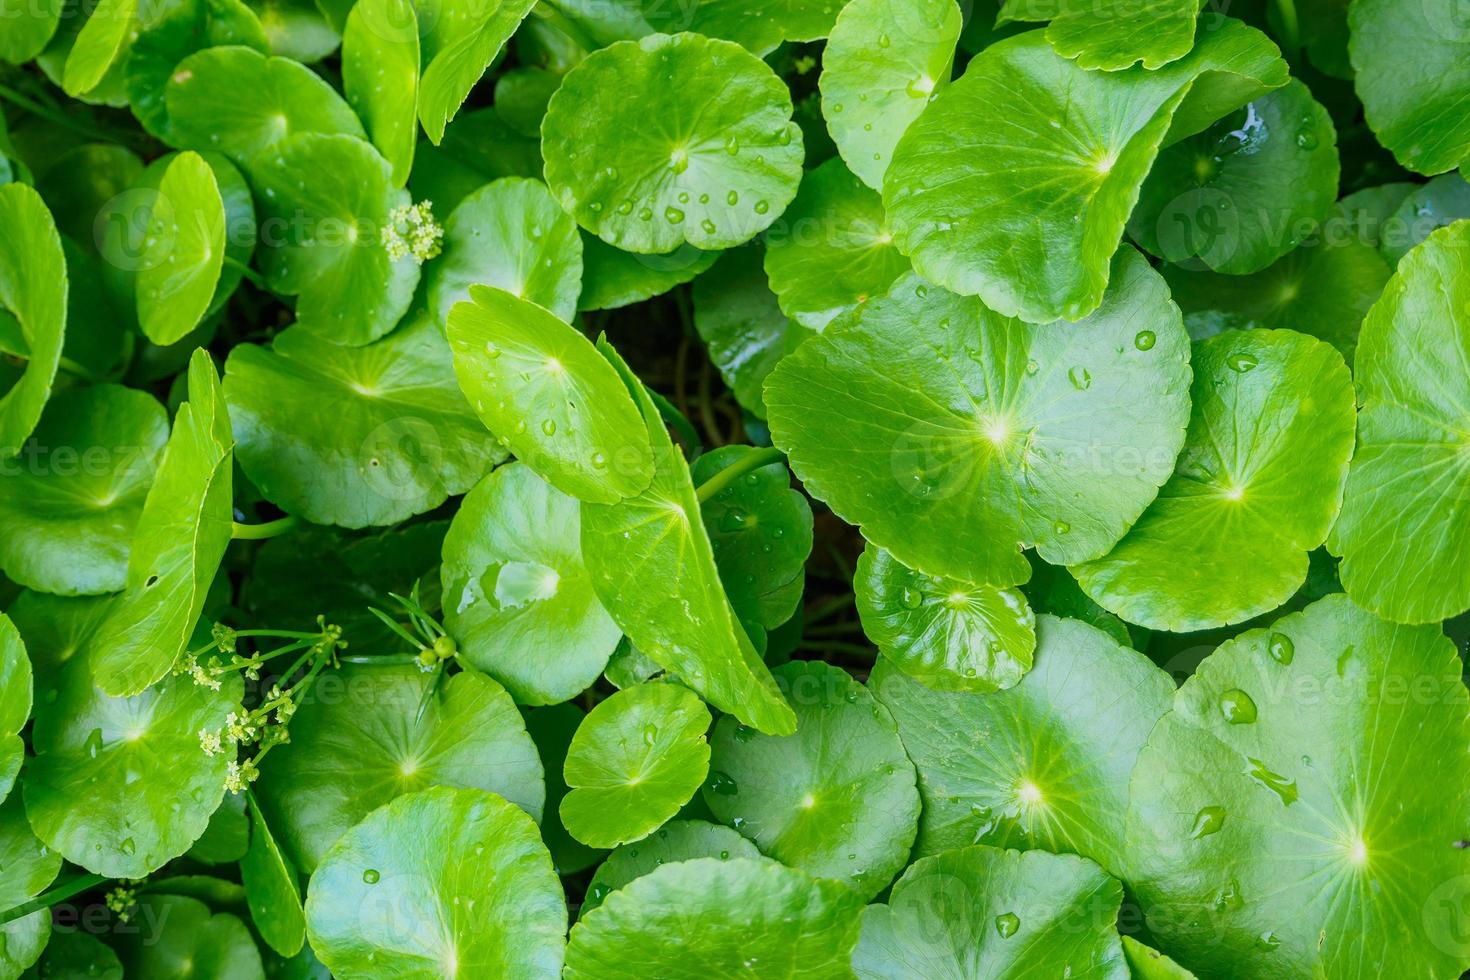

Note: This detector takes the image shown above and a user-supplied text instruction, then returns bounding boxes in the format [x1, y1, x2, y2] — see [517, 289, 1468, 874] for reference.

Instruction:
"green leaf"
[88, 350, 233, 696]
[1122, 936, 1196, 980]
[255, 664, 544, 873]
[409, 106, 542, 213]
[429, 177, 583, 325]
[36, 930, 123, 980]
[342, 0, 419, 186]
[578, 236, 717, 312]
[1160, 210, 1393, 363]
[117, 895, 264, 979]
[166, 46, 365, 171]
[0, 385, 167, 596]
[581, 339, 795, 736]
[1349, 0, 1470, 174]
[495, 66, 561, 138]
[1035, 0, 1202, 71]
[240, 793, 305, 957]
[1073, 329, 1356, 632]
[765, 253, 1192, 588]
[126, 0, 271, 142]
[305, 786, 566, 976]
[884, 20, 1287, 323]
[23, 604, 242, 877]
[61, 0, 138, 96]
[441, 462, 620, 704]
[1329, 222, 1470, 623]
[856, 543, 1035, 693]
[705, 660, 919, 901]
[446, 286, 654, 503]
[252, 133, 420, 345]
[417, 0, 538, 143]
[251, 0, 341, 61]
[1378, 172, 1470, 265]
[763, 158, 911, 331]
[0, 0, 63, 62]
[0, 791, 61, 978]
[1125, 594, 1470, 977]
[1129, 80, 1340, 275]
[582, 819, 760, 914]
[137, 151, 227, 345]
[564, 857, 860, 978]
[224, 313, 504, 527]
[852, 845, 1127, 979]
[0, 184, 66, 457]
[562, 682, 712, 848]
[0, 613, 30, 803]
[188, 789, 248, 864]
[819, 0, 962, 190]
[542, 32, 803, 254]
[691, 445, 812, 631]
[691, 246, 811, 420]
[870, 615, 1172, 875]
[525, 703, 607, 875]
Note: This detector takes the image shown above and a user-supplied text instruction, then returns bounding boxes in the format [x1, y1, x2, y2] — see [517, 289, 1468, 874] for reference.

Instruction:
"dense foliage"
[0, 0, 1468, 977]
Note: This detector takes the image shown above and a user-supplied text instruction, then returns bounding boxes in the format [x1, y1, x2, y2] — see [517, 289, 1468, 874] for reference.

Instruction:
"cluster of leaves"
[0, 0, 1468, 977]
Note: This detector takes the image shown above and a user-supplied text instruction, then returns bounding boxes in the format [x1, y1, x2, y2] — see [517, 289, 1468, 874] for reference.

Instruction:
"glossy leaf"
[0, 183, 66, 457]
[0, 614, 29, 804]
[137, 151, 227, 345]
[582, 819, 760, 914]
[418, 0, 537, 142]
[341, 0, 419, 186]
[0, 792, 61, 978]
[578, 236, 717, 312]
[117, 894, 264, 979]
[240, 792, 305, 957]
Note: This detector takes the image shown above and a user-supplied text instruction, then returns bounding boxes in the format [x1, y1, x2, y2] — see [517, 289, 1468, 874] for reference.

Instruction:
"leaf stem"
[1274, 0, 1300, 52]
[221, 255, 268, 290]
[0, 82, 144, 150]
[56, 355, 104, 384]
[231, 515, 299, 540]
[695, 446, 784, 502]
[0, 874, 109, 925]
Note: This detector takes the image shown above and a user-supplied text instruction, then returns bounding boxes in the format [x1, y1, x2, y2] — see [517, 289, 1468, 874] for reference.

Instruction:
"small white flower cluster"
[381, 201, 443, 263]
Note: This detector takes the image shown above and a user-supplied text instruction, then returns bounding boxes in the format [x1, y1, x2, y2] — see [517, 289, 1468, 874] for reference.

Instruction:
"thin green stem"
[232, 629, 323, 640]
[231, 515, 299, 540]
[339, 652, 421, 665]
[695, 446, 784, 502]
[1274, 0, 1300, 52]
[0, 82, 142, 149]
[804, 593, 855, 626]
[57, 355, 104, 384]
[0, 874, 108, 925]
[222, 255, 268, 290]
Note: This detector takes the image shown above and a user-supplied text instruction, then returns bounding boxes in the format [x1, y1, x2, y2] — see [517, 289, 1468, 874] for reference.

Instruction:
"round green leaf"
[1329, 221, 1470, 623]
[166, 46, 365, 171]
[126, 0, 270, 142]
[117, 895, 264, 980]
[429, 177, 583, 326]
[255, 664, 544, 873]
[1129, 80, 1340, 275]
[137, 151, 227, 345]
[540, 0, 840, 55]
[583, 819, 760, 914]
[1161, 214, 1393, 363]
[417, 0, 537, 142]
[581, 340, 795, 736]
[763, 158, 911, 331]
[252, 133, 420, 345]
[0, 613, 31, 803]
[494, 66, 560, 138]
[691, 246, 810, 419]
[705, 660, 918, 901]
[691, 445, 813, 631]
[441, 462, 620, 705]
[225, 313, 504, 527]
[241, 792, 305, 957]
[852, 845, 1127, 979]
[342, 0, 419, 186]
[1125, 594, 1470, 977]
[88, 350, 233, 697]
[1349, 0, 1470, 175]
[0, 791, 60, 979]
[446, 286, 654, 503]
[305, 786, 566, 977]
[870, 614, 1173, 875]
[251, 0, 341, 62]
[765, 252, 1192, 588]
[564, 856, 861, 979]
[856, 543, 1035, 693]
[562, 682, 712, 849]
[884, 20, 1287, 323]
[0, 385, 166, 596]
[1379, 172, 1470, 265]
[819, 0, 961, 190]
[0, 0, 62, 62]
[61, 0, 139, 97]
[1034, 0, 1200, 71]
[37, 930, 124, 980]
[0, 183, 66, 457]
[542, 32, 803, 254]
[1074, 329, 1355, 632]
[23, 608, 242, 877]
[578, 236, 717, 312]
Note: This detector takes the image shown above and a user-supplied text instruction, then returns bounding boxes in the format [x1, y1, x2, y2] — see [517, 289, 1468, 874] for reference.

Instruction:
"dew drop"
[1227, 352, 1258, 373]
[665, 207, 686, 224]
[84, 728, 104, 759]
[1053, 520, 1070, 535]
[591, 452, 607, 469]
[1220, 689, 1257, 724]
[1067, 366, 1092, 391]
[900, 587, 924, 610]
[642, 724, 658, 746]
[1246, 758, 1298, 806]
[727, 190, 739, 206]
[1134, 330, 1156, 351]
[1189, 805, 1226, 839]
[1257, 930, 1281, 951]
[363, 868, 380, 884]
[994, 912, 1020, 939]
[708, 771, 739, 795]
[541, 419, 557, 436]
[701, 219, 717, 235]
[754, 200, 770, 215]
[1268, 632, 1294, 664]
[120, 837, 136, 856]
[733, 725, 755, 744]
